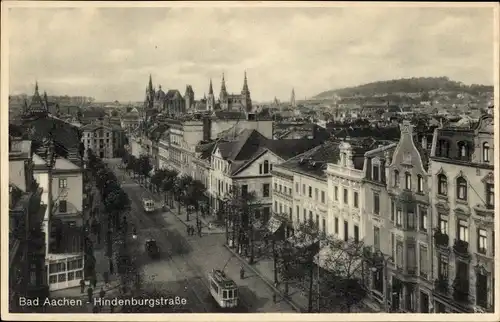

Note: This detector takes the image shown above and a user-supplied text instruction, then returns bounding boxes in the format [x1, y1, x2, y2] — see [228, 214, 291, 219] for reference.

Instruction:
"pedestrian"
[109, 259, 114, 275]
[240, 266, 245, 279]
[87, 286, 93, 303]
[99, 287, 106, 299]
[80, 279, 85, 294]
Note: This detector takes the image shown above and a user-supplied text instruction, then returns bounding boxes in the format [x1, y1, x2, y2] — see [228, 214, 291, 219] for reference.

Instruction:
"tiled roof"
[279, 141, 340, 179]
[333, 126, 400, 141]
[54, 157, 80, 171]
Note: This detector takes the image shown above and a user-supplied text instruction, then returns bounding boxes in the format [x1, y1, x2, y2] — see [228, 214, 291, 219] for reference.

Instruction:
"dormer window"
[456, 176, 468, 201]
[437, 140, 450, 157]
[482, 142, 490, 162]
[261, 160, 269, 174]
[372, 165, 380, 181]
[457, 141, 468, 159]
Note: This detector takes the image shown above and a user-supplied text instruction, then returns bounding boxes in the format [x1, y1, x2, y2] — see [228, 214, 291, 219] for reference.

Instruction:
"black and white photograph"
[2, 1, 498, 320]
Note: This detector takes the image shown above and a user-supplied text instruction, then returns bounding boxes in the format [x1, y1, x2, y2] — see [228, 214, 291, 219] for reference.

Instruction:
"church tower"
[291, 88, 296, 108]
[144, 74, 155, 110]
[219, 73, 228, 109]
[241, 71, 252, 112]
[207, 79, 215, 111]
[23, 81, 48, 118]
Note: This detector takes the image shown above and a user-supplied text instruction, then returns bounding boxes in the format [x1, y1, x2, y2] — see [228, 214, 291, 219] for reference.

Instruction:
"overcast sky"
[8, 5, 495, 102]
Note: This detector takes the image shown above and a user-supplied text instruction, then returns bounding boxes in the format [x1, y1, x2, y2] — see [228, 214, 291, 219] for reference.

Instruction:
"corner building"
[429, 113, 494, 313]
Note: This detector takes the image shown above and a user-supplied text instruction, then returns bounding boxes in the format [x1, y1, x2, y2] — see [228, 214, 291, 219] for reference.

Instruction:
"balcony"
[433, 229, 449, 249]
[434, 277, 449, 295]
[453, 239, 470, 258]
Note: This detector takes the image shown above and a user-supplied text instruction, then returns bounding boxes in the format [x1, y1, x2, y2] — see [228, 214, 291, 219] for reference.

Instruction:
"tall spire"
[209, 78, 213, 95]
[221, 73, 226, 92]
[242, 71, 249, 93]
[35, 81, 39, 94]
[148, 74, 153, 92]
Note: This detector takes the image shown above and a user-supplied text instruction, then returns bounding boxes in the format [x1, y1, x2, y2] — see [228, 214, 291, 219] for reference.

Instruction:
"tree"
[184, 179, 207, 223]
[138, 154, 152, 185]
[161, 169, 179, 207]
[175, 174, 193, 220]
[150, 169, 168, 193]
[126, 155, 137, 177]
[104, 186, 131, 229]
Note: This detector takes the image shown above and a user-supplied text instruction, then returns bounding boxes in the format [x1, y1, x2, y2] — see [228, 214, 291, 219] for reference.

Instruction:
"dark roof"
[214, 110, 246, 120]
[279, 141, 340, 179]
[165, 89, 182, 100]
[333, 126, 400, 140]
[266, 138, 326, 160]
[196, 142, 216, 160]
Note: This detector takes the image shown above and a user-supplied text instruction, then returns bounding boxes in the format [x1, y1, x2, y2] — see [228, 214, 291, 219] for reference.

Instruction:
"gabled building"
[429, 113, 494, 313]
[81, 122, 114, 159]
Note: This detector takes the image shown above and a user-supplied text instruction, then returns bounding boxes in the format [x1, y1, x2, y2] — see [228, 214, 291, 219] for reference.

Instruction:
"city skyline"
[8, 5, 495, 102]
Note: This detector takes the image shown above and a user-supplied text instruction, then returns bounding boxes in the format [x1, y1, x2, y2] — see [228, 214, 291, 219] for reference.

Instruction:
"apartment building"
[429, 113, 494, 313]
[9, 137, 49, 312]
[81, 123, 114, 159]
[32, 142, 85, 291]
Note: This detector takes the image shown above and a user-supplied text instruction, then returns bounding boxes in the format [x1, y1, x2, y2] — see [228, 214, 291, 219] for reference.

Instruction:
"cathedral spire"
[242, 71, 249, 93]
[148, 74, 153, 92]
[35, 81, 39, 94]
[209, 79, 213, 95]
[221, 73, 226, 92]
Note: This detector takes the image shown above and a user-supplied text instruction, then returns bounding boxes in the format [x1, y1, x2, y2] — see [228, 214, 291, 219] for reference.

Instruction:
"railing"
[433, 229, 449, 248]
[453, 239, 469, 257]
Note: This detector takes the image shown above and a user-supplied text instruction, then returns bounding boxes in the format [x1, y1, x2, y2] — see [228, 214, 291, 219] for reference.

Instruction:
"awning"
[287, 232, 319, 249]
[314, 244, 363, 277]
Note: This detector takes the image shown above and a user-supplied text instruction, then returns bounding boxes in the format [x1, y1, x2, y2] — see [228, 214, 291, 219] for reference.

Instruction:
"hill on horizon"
[313, 77, 493, 99]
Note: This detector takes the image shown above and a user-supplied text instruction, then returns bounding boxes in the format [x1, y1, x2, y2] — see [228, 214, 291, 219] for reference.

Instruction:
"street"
[107, 160, 296, 313]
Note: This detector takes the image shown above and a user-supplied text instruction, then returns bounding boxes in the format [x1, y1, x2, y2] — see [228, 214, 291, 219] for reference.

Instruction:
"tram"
[142, 198, 155, 213]
[208, 269, 239, 308]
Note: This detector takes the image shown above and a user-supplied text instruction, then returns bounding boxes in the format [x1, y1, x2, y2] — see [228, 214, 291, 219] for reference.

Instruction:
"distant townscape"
[9, 73, 494, 315]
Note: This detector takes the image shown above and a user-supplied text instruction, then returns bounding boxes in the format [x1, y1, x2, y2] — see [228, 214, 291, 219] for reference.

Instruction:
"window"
[334, 186, 338, 201]
[344, 221, 349, 241]
[420, 292, 430, 313]
[456, 177, 468, 200]
[407, 243, 416, 273]
[302, 184, 305, 195]
[303, 209, 306, 222]
[315, 188, 318, 201]
[263, 160, 269, 174]
[279, 204, 283, 214]
[353, 191, 359, 208]
[295, 182, 299, 193]
[391, 200, 395, 221]
[373, 192, 380, 215]
[396, 209, 402, 226]
[316, 214, 319, 227]
[372, 165, 380, 181]
[478, 229, 487, 254]
[407, 210, 416, 230]
[439, 215, 448, 234]
[262, 183, 269, 197]
[419, 245, 428, 278]
[396, 242, 403, 269]
[417, 175, 424, 193]
[288, 187, 292, 195]
[59, 200, 67, 213]
[343, 188, 348, 204]
[405, 172, 412, 190]
[259, 164, 263, 174]
[457, 219, 469, 242]
[419, 207, 427, 231]
[486, 183, 494, 208]
[241, 185, 248, 197]
[438, 174, 448, 196]
[476, 271, 488, 308]
[322, 218, 326, 234]
[308, 186, 312, 198]
[391, 233, 395, 259]
[274, 201, 278, 212]
[296, 206, 300, 222]
[393, 170, 400, 187]
[274, 183, 278, 191]
[279, 184, 282, 192]
[58, 178, 68, 189]
[457, 141, 468, 158]
[321, 191, 325, 204]
[334, 217, 339, 234]
[373, 226, 380, 251]
[483, 142, 490, 162]
[309, 211, 313, 223]
[354, 225, 359, 243]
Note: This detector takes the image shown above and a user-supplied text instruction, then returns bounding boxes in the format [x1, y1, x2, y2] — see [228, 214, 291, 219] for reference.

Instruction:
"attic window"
[263, 160, 269, 174]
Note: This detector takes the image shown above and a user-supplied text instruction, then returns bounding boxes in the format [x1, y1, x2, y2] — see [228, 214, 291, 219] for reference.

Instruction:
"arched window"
[437, 140, 450, 157]
[437, 174, 447, 196]
[417, 175, 424, 193]
[483, 142, 490, 162]
[393, 170, 400, 187]
[263, 160, 269, 174]
[456, 177, 468, 201]
[405, 173, 412, 190]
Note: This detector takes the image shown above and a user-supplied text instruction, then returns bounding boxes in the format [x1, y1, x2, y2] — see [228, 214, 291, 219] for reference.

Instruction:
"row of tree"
[121, 151, 208, 222]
